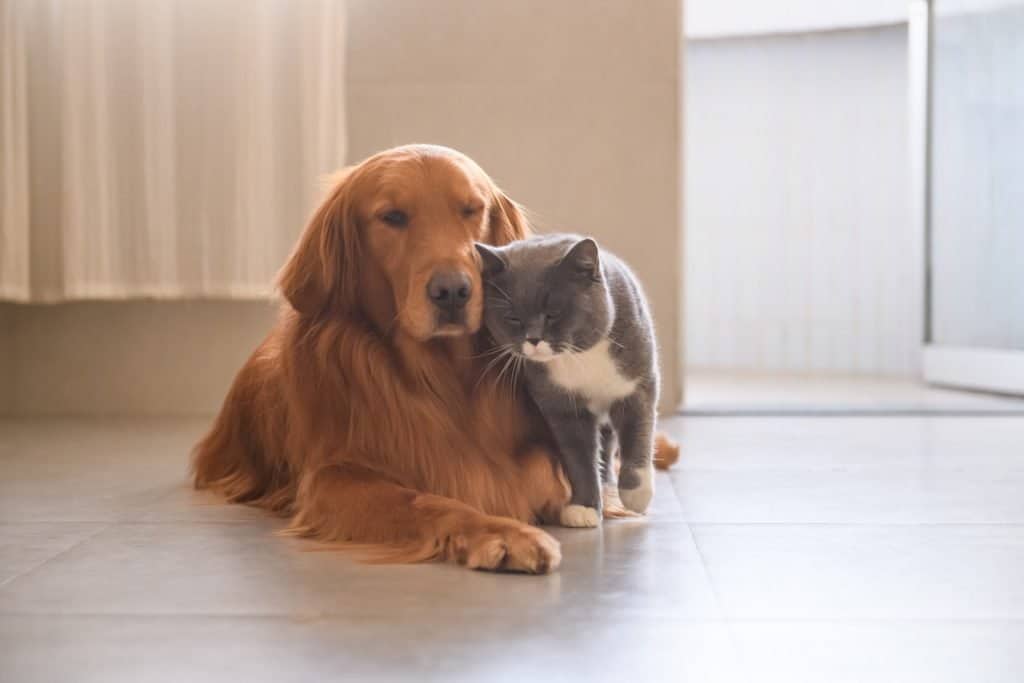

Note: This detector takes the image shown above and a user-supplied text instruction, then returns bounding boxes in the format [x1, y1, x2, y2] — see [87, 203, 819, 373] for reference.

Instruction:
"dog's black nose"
[427, 270, 472, 311]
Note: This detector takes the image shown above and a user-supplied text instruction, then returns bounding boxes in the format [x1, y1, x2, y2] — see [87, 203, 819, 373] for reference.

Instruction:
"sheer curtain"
[0, 0, 346, 302]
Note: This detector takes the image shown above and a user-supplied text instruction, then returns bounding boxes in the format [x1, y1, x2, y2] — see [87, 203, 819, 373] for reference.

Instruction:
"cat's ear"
[561, 238, 601, 282]
[475, 242, 507, 276]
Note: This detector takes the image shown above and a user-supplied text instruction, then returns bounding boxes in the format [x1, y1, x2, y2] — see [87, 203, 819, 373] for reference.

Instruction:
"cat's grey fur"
[476, 234, 659, 527]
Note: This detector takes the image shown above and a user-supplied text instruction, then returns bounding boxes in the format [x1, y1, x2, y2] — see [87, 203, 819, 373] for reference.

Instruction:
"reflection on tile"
[662, 416, 1024, 523]
[0, 523, 104, 587]
[673, 469, 1024, 523]
[643, 471, 685, 521]
[4, 415, 1024, 681]
[692, 524, 1024, 619]
[732, 621, 1024, 683]
[137, 484, 270, 524]
[659, 416, 1024, 469]
[681, 371, 1024, 413]
[0, 419, 198, 522]
[0, 521, 720, 620]
[0, 614, 742, 683]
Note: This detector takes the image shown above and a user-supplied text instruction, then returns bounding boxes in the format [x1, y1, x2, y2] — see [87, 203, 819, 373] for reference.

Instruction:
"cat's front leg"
[543, 407, 603, 528]
[610, 393, 656, 514]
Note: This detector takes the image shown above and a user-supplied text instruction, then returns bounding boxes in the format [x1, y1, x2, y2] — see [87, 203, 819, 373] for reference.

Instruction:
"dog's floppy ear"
[487, 189, 531, 245]
[277, 167, 359, 317]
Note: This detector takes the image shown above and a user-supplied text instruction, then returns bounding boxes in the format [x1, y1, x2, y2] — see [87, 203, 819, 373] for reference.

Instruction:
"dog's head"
[278, 145, 530, 339]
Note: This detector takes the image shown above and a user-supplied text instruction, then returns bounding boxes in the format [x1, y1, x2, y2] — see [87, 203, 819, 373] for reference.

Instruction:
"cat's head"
[475, 236, 613, 363]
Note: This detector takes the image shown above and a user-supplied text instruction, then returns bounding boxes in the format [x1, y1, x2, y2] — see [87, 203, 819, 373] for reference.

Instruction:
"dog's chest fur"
[544, 339, 636, 414]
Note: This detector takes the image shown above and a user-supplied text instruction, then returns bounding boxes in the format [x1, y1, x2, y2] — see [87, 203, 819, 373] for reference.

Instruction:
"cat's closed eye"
[503, 315, 522, 328]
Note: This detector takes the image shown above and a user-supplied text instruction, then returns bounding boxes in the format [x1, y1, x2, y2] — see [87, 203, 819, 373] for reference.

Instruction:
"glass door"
[914, 0, 1024, 395]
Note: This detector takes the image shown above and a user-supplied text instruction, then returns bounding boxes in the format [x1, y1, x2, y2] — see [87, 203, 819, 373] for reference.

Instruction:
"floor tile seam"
[687, 520, 757, 680]
[0, 523, 111, 590]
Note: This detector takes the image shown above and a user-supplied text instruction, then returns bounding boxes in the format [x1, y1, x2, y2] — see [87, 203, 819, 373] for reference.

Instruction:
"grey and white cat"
[476, 234, 659, 527]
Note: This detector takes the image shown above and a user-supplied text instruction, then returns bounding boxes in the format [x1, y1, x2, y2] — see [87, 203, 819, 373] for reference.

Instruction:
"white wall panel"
[685, 26, 920, 375]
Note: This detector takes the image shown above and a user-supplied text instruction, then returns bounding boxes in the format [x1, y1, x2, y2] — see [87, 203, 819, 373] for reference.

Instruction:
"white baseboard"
[923, 345, 1024, 397]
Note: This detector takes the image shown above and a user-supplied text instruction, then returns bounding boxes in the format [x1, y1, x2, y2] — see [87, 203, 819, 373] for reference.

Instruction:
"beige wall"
[348, 0, 684, 410]
[0, 306, 11, 414]
[2, 0, 684, 415]
[1, 302, 277, 416]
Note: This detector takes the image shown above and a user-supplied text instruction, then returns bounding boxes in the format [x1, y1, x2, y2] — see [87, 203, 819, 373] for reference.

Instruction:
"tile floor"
[1, 415, 1023, 682]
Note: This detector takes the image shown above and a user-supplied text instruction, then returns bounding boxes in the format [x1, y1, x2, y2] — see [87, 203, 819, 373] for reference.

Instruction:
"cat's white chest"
[545, 339, 636, 414]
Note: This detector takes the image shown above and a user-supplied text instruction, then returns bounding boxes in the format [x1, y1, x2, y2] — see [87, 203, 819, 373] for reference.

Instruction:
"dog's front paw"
[452, 522, 561, 574]
[618, 464, 654, 513]
[560, 504, 601, 528]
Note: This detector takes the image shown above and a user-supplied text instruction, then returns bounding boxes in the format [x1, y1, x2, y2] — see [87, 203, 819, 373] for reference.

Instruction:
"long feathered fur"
[192, 146, 568, 571]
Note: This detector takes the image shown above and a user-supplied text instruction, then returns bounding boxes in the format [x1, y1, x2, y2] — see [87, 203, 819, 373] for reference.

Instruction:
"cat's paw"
[560, 504, 601, 528]
[602, 484, 640, 519]
[619, 464, 654, 513]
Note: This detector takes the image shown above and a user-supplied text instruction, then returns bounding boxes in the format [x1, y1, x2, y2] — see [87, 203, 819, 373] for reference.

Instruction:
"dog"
[193, 145, 571, 573]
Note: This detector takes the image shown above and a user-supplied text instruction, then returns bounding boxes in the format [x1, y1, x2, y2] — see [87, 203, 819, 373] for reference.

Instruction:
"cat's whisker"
[559, 341, 584, 354]
[495, 351, 517, 388]
[473, 345, 515, 393]
[561, 343, 588, 373]
[518, 355, 526, 396]
[467, 344, 509, 360]
[511, 354, 523, 404]
[482, 346, 514, 377]
[385, 302, 410, 335]
[605, 335, 625, 350]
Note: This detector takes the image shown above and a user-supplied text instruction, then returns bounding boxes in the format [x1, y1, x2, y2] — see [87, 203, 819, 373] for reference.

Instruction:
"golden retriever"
[193, 145, 570, 573]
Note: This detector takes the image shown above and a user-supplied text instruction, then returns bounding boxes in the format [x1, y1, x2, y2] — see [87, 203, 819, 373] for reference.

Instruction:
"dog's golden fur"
[193, 145, 569, 572]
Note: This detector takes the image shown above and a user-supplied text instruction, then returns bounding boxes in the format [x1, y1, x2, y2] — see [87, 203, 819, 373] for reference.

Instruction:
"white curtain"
[0, 0, 346, 302]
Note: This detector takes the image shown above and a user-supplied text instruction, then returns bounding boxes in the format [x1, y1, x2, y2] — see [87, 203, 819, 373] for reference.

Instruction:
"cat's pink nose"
[522, 340, 554, 360]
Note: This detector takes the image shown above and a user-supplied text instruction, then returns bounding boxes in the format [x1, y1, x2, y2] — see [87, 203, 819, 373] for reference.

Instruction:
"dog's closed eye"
[380, 209, 409, 228]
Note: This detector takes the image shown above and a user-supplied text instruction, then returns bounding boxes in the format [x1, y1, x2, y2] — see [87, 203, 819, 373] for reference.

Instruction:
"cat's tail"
[653, 433, 680, 470]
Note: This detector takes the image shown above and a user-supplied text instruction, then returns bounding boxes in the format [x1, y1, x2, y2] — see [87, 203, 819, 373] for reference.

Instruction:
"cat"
[476, 234, 659, 527]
